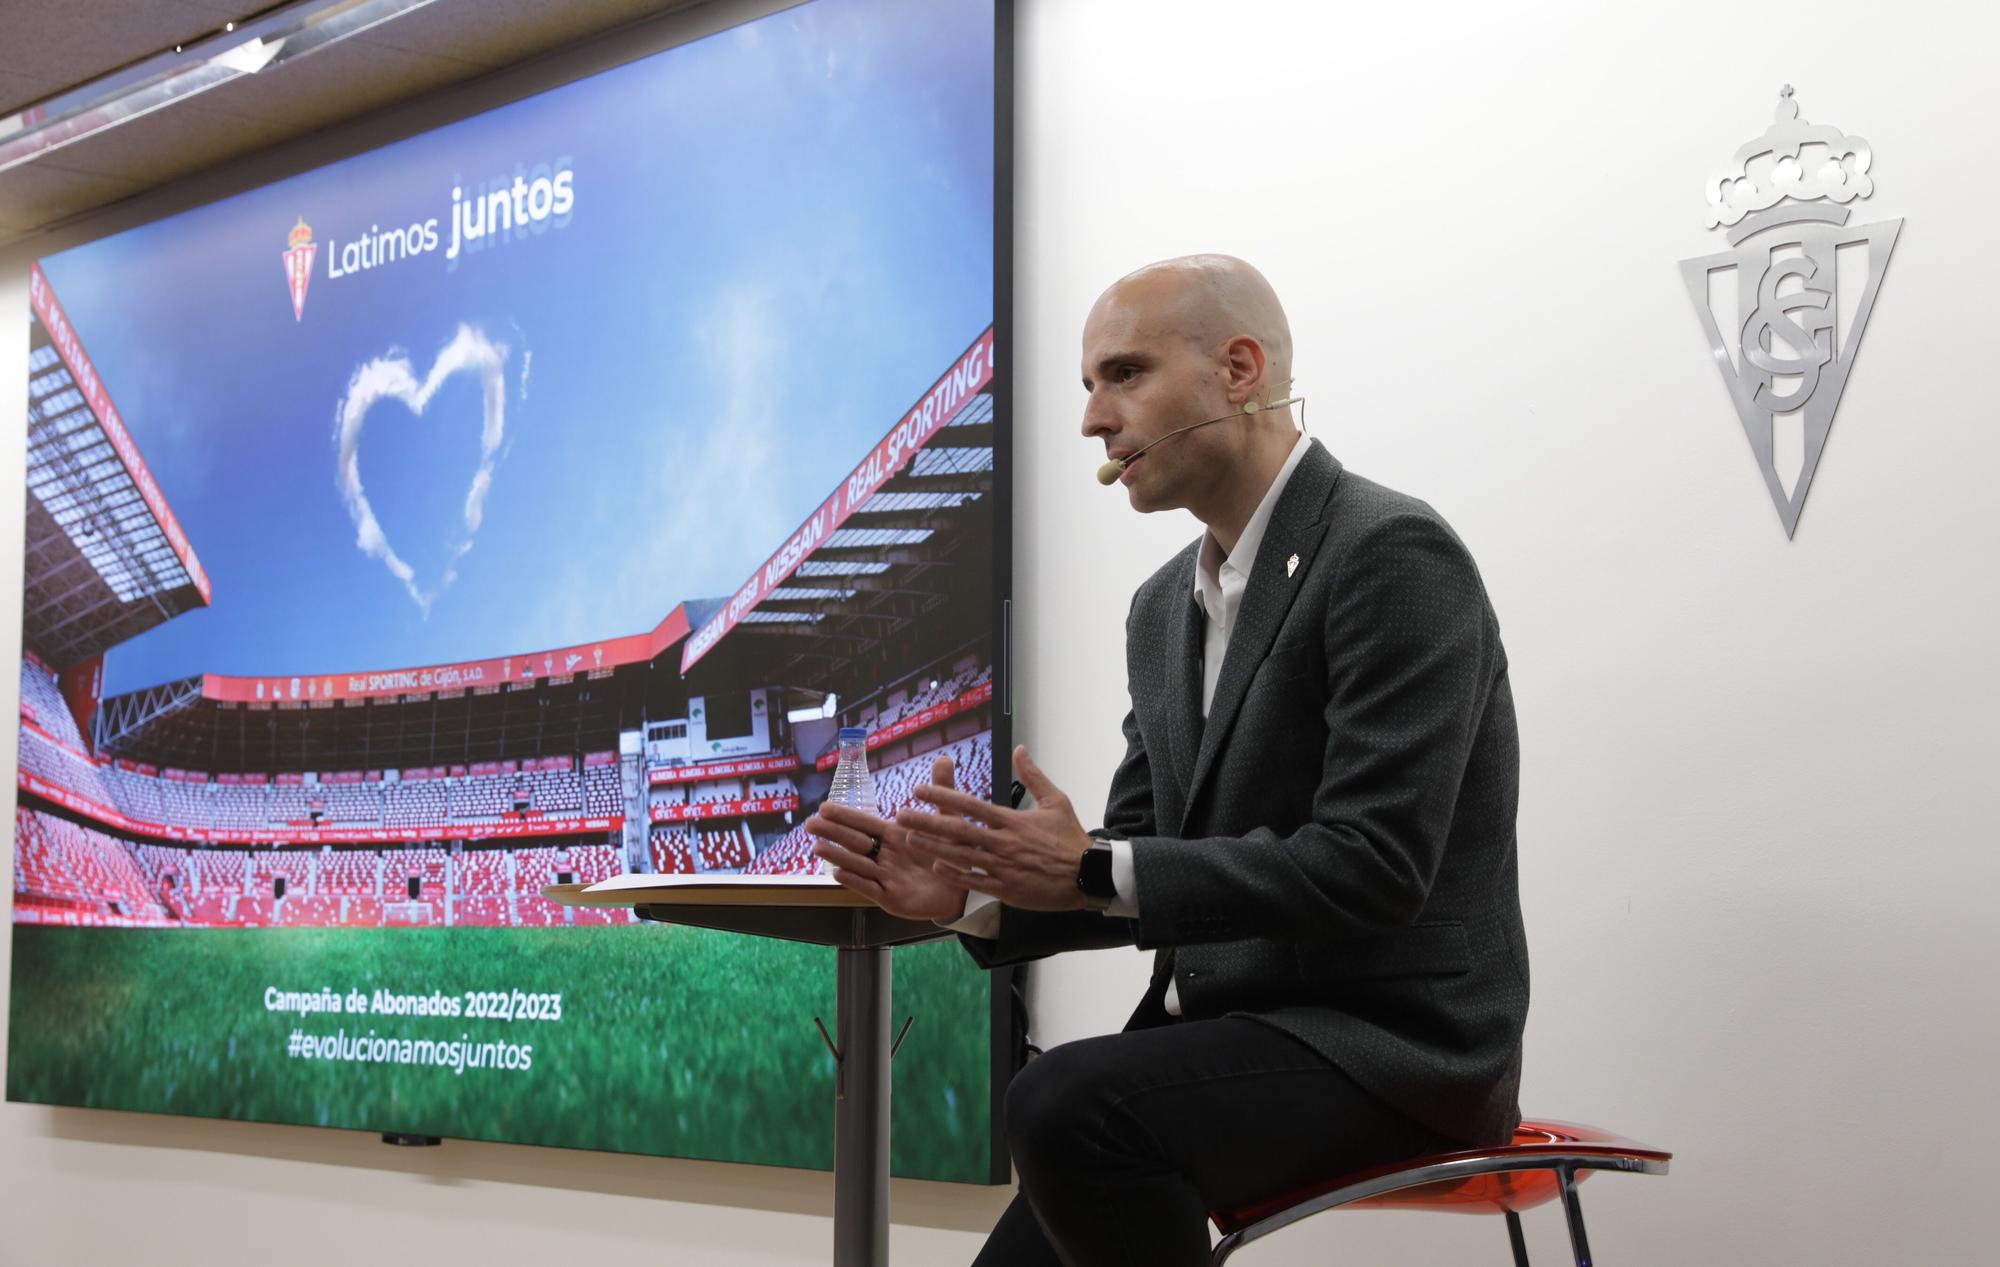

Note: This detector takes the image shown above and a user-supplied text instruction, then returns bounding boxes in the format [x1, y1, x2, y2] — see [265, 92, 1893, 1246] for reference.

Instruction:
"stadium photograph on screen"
[9, 0, 1011, 1183]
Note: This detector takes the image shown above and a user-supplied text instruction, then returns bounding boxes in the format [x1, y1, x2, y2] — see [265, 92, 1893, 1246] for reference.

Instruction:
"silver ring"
[866, 836, 883, 861]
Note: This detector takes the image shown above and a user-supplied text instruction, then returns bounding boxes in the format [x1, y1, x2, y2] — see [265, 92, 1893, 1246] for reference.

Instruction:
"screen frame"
[10, 0, 1021, 1185]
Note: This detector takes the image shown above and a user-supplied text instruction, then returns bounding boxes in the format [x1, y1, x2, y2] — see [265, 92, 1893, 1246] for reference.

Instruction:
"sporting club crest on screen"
[282, 216, 316, 320]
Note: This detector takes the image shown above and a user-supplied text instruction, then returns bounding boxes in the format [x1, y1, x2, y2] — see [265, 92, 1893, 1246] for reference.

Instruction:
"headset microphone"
[1095, 396, 1304, 486]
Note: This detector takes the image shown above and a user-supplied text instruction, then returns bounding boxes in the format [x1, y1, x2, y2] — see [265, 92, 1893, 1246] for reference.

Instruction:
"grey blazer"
[964, 439, 1528, 1146]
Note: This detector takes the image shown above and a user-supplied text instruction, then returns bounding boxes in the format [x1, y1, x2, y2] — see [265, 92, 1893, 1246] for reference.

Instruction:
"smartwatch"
[1076, 840, 1118, 911]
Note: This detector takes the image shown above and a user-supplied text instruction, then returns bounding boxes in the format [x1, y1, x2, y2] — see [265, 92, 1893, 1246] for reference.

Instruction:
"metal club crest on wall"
[1680, 87, 1901, 538]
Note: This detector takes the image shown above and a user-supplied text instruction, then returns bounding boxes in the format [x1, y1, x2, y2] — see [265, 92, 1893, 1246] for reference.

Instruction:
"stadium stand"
[186, 892, 237, 924]
[17, 698, 989, 920]
[584, 764, 621, 815]
[524, 767, 583, 813]
[233, 894, 275, 926]
[12, 810, 72, 902]
[384, 847, 450, 890]
[743, 822, 819, 875]
[12, 810, 168, 925]
[745, 730, 995, 876]
[102, 764, 167, 823]
[569, 844, 623, 883]
[67, 837, 166, 921]
[863, 662, 992, 730]
[458, 843, 512, 891]
[694, 779, 746, 804]
[512, 846, 562, 889]
[12, 793, 630, 930]
[266, 781, 310, 824]
[449, 775, 513, 820]
[454, 895, 509, 927]
[340, 896, 383, 927]
[18, 725, 113, 805]
[319, 782, 384, 823]
[568, 905, 636, 926]
[190, 848, 249, 894]
[875, 732, 995, 809]
[383, 778, 449, 828]
[650, 827, 698, 873]
[18, 658, 88, 749]
[17, 734, 620, 837]
[276, 894, 341, 926]
[698, 828, 752, 871]
[318, 849, 381, 896]
[211, 782, 269, 830]
[382, 848, 450, 925]
[512, 896, 567, 928]
[157, 777, 209, 828]
[134, 842, 190, 890]
[250, 850, 316, 898]
[510, 847, 571, 927]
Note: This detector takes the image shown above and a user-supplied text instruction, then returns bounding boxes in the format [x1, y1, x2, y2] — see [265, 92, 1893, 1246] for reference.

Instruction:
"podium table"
[544, 880, 953, 1267]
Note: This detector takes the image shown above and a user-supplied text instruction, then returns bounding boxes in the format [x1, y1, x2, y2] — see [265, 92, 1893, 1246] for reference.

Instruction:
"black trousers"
[973, 1008, 1454, 1267]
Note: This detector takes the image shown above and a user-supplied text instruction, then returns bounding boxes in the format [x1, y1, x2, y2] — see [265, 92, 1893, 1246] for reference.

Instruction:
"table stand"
[546, 884, 952, 1267]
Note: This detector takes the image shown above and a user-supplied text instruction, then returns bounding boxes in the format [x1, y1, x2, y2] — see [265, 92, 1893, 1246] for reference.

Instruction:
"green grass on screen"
[6, 923, 992, 1182]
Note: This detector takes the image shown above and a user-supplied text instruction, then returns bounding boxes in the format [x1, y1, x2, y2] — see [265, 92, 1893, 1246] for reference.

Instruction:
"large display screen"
[9, 0, 1010, 1183]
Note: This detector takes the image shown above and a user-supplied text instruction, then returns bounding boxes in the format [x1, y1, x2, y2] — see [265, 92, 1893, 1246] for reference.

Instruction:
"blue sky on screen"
[38, 0, 994, 696]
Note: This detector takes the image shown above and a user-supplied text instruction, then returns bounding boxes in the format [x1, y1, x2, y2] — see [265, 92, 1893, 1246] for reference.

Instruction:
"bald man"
[809, 256, 1528, 1266]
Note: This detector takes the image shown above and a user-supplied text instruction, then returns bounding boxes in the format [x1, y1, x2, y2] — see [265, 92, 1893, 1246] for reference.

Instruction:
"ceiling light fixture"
[0, 0, 442, 175]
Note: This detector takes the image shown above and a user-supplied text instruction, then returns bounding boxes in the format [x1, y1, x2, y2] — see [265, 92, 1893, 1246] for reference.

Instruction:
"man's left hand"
[897, 744, 1094, 912]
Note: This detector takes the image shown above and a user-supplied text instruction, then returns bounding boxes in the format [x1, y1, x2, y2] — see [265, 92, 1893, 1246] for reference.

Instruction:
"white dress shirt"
[948, 432, 1314, 1017]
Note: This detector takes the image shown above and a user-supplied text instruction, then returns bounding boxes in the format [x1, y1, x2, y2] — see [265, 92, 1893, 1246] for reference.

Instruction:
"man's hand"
[898, 744, 1095, 912]
[807, 753, 973, 923]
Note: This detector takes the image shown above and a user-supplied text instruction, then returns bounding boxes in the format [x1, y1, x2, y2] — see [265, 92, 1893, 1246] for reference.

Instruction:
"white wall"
[5, 0, 1997, 1263]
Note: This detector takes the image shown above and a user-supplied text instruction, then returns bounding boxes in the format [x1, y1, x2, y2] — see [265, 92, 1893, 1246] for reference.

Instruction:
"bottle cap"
[837, 726, 868, 742]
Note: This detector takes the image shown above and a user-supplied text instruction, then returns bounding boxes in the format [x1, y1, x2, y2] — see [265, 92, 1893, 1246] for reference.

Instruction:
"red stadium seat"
[744, 823, 820, 874]
[317, 849, 382, 895]
[745, 728, 995, 876]
[340, 896, 383, 927]
[19, 658, 88, 750]
[650, 828, 698, 873]
[383, 848, 450, 923]
[453, 895, 510, 927]
[11, 807, 172, 925]
[583, 765, 622, 815]
[568, 905, 633, 925]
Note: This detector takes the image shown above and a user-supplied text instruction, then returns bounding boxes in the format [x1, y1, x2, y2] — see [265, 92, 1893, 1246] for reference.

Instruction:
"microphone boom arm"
[1095, 396, 1304, 486]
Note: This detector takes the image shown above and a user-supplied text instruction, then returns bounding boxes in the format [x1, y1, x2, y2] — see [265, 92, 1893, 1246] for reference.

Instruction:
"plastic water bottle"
[825, 726, 879, 815]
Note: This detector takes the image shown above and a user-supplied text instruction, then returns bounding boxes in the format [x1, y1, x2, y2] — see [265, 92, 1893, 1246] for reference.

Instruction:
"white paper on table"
[582, 870, 837, 894]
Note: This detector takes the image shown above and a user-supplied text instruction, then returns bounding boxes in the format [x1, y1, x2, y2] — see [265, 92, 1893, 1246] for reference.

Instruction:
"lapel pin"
[1287, 553, 1300, 578]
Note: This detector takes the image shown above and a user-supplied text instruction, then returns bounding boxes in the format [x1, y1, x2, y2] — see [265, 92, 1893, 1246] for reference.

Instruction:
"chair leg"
[1556, 1165, 1594, 1267]
[1209, 1229, 1240, 1266]
[1505, 1208, 1531, 1267]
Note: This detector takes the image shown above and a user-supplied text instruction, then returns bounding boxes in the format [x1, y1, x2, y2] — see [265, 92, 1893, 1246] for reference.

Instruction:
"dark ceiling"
[0, 0, 715, 247]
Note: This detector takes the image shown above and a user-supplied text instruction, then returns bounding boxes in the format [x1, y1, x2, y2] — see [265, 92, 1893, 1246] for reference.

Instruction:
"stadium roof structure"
[93, 667, 649, 774]
[92, 604, 698, 771]
[676, 327, 1001, 705]
[24, 263, 211, 672]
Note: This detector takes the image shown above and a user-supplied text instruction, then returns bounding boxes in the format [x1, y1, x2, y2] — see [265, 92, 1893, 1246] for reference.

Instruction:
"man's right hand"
[807, 753, 974, 923]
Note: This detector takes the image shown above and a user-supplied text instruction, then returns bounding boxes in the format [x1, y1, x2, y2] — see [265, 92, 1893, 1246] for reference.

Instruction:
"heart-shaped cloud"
[334, 325, 508, 616]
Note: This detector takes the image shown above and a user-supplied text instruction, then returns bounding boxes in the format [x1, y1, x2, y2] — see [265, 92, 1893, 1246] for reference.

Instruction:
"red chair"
[1208, 1119, 1670, 1265]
